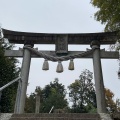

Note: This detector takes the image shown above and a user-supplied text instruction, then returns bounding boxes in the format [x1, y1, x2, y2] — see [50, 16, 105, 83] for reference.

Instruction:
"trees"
[68, 68, 120, 113]
[68, 69, 96, 113]
[25, 78, 68, 113]
[0, 38, 20, 112]
[23, 69, 120, 114]
[25, 86, 42, 113]
[25, 93, 36, 113]
[105, 88, 120, 113]
[41, 78, 68, 113]
[105, 88, 116, 113]
[91, 0, 120, 31]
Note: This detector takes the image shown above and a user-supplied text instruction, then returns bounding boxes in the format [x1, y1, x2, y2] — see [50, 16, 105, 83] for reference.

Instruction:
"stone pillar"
[14, 79, 22, 113]
[15, 44, 32, 113]
[35, 95, 40, 113]
[91, 41, 106, 113]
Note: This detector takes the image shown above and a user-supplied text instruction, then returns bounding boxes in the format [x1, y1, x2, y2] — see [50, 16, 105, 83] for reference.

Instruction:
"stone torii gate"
[2, 29, 119, 114]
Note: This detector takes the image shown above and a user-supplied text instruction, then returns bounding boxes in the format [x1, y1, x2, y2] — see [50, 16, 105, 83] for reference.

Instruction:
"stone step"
[9, 113, 101, 120]
[10, 118, 100, 120]
[0, 113, 113, 120]
[11, 113, 100, 118]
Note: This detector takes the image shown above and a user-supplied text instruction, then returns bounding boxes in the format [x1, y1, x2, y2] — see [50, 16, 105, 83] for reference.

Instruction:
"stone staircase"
[9, 113, 101, 120]
[0, 113, 114, 120]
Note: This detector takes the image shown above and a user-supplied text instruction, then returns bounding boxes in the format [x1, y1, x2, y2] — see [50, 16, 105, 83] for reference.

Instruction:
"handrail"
[49, 106, 54, 114]
[0, 77, 21, 91]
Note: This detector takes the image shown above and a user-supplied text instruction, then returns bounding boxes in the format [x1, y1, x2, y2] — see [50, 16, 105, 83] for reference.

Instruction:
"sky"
[0, 0, 120, 102]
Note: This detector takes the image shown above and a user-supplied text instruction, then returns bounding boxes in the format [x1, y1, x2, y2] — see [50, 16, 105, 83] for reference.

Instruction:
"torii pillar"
[14, 44, 33, 114]
[91, 40, 107, 113]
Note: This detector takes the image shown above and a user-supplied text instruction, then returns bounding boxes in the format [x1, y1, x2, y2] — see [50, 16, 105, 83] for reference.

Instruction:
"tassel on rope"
[68, 59, 74, 70]
[56, 61, 63, 73]
[42, 59, 49, 70]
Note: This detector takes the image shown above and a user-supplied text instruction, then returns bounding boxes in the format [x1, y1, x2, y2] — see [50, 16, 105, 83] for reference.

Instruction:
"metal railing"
[0, 77, 21, 101]
[49, 106, 54, 114]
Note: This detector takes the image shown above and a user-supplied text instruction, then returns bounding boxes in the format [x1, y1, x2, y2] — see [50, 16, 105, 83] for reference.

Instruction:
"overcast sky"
[0, 0, 120, 101]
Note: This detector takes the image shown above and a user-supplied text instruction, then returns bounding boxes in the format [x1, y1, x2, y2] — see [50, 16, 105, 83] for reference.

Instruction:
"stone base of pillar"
[99, 113, 112, 120]
[0, 113, 13, 120]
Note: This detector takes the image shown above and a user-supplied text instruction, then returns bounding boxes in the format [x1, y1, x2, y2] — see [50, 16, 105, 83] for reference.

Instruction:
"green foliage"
[25, 78, 68, 113]
[0, 38, 20, 112]
[68, 69, 96, 113]
[84, 103, 97, 113]
[25, 86, 42, 113]
[24, 70, 120, 114]
[105, 88, 120, 113]
[91, 0, 120, 31]
[40, 78, 68, 113]
[25, 93, 36, 113]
